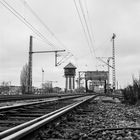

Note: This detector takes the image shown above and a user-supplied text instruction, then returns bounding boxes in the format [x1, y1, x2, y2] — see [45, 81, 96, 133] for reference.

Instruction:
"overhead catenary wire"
[20, 0, 70, 51]
[83, 1, 112, 71]
[78, 0, 96, 58]
[20, 0, 74, 65]
[0, 0, 60, 49]
[57, 53, 73, 66]
[84, 0, 96, 52]
[83, 0, 98, 69]
[73, 0, 97, 69]
[73, 0, 91, 50]
[33, 35, 74, 66]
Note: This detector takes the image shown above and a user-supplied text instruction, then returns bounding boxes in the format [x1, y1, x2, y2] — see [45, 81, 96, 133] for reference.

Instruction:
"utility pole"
[28, 36, 33, 94]
[27, 35, 65, 94]
[112, 33, 116, 92]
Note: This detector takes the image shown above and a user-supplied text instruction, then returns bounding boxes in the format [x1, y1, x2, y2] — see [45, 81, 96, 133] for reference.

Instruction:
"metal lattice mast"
[28, 35, 33, 94]
[107, 57, 112, 88]
[112, 33, 116, 90]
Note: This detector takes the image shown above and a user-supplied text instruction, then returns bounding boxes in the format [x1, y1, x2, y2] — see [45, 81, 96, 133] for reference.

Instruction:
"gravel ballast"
[29, 97, 140, 140]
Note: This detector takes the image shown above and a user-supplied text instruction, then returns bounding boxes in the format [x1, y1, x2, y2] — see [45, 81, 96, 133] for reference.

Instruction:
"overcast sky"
[0, 0, 140, 89]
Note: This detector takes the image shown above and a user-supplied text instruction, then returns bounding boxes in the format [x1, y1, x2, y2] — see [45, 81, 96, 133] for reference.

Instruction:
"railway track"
[0, 93, 91, 109]
[0, 93, 91, 102]
[24, 96, 140, 140]
[0, 94, 126, 139]
[0, 95, 95, 140]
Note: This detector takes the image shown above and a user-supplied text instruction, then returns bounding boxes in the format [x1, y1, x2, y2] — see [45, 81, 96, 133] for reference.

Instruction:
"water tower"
[64, 63, 76, 92]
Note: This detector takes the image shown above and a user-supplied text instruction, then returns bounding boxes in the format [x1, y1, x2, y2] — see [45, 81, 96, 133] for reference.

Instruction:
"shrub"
[122, 77, 140, 105]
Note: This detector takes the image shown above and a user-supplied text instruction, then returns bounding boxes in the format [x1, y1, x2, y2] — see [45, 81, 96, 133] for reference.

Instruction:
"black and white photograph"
[0, 0, 140, 139]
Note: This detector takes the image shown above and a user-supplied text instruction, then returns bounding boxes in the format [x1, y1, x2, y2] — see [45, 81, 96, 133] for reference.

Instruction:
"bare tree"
[42, 81, 53, 93]
[20, 63, 28, 94]
[0, 81, 10, 94]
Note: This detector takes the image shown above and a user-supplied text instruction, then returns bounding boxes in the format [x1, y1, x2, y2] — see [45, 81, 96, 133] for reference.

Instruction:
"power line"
[84, 0, 97, 69]
[0, 0, 59, 49]
[21, 0, 70, 51]
[21, 0, 74, 65]
[84, 0, 96, 50]
[73, 0, 97, 68]
[73, 0, 97, 69]
[78, 0, 96, 58]
[57, 52, 73, 66]
[73, 0, 91, 50]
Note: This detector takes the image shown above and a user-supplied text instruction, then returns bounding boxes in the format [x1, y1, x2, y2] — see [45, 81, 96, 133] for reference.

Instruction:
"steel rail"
[0, 102, 77, 139]
[0, 94, 85, 112]
[0, 93, 88, 102]
[1, 95, 96, 140]
[0, 98, 57, 112]
[0, 95, 90, 137]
